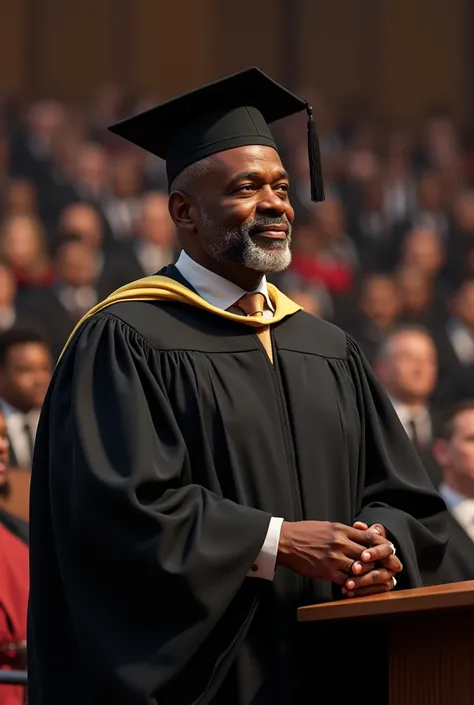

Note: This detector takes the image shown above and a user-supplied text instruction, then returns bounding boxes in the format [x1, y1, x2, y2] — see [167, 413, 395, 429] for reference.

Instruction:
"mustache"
[248, 215, 292, 234]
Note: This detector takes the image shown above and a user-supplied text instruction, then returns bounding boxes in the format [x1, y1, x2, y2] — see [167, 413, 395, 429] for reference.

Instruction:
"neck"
[183, 250, 264, 291]
[392, 394, 426, 412]
[444, 472, 474, 499]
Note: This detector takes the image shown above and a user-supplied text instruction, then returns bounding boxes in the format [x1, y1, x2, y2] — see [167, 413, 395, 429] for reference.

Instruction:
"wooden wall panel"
[214, 0, 281, 82]
[0, 0, 471, 128]
[376, 0, 469, 125]
[0, 0, 28, 94]
[129, 0, 216, 100]
[298, 0, 367, 115]
[32, 0, 120, 99]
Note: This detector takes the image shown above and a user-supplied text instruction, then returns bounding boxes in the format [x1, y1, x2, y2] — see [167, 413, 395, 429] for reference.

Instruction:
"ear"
[168, 191, 196, 234]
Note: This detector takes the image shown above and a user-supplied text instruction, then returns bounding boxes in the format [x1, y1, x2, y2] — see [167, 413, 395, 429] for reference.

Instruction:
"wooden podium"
[298, 581, 474, 705]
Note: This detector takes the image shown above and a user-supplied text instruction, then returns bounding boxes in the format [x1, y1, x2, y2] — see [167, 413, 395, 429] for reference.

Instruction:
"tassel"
[306, 102, 325, 203]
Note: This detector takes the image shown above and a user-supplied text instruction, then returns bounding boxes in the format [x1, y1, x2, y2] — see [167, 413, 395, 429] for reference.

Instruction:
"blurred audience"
[4, 84, 474, 594]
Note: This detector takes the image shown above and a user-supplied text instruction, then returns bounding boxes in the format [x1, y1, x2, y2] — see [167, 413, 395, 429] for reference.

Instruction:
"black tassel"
[306, 102, 325, 203]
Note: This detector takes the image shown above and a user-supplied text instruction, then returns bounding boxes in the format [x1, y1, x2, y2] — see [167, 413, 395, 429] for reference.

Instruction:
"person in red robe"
[0, 407, 29, 705]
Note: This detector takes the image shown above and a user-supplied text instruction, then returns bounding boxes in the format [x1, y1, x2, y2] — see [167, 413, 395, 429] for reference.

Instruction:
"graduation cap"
[108, 67, 325, 202]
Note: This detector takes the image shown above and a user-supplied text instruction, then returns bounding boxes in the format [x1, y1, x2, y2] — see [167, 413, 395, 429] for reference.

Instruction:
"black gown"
[28, 266, 447, 705]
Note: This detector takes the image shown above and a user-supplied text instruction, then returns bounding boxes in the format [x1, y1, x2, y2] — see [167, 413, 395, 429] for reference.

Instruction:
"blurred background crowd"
[1, 0, 474, 699]
[1, 86, 474, 501]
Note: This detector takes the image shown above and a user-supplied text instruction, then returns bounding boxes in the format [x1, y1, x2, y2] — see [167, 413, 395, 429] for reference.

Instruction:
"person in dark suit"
[0, 328, 52, 471]
[433, 401, 474, 582]
[374, 324, 442, 486]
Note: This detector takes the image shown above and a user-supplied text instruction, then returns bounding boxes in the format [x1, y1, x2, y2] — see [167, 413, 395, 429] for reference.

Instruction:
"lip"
[252, 226, 288, 240]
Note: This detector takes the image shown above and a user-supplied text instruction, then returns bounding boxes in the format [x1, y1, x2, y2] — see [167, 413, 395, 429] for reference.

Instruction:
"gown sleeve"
[46, 313, 271, 702]
[345, 335, 448, 588]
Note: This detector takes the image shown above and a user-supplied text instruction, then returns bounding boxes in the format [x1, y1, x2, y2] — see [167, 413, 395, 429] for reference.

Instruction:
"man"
[347, 273, 401, 364]
[375, 325, 438, 450]
[433, 401, 474, 582]
[28, 68, 447, 705]
[129, 191, 178, 276]
[0, 329, 52, 470]
[374, 325, 441, 485]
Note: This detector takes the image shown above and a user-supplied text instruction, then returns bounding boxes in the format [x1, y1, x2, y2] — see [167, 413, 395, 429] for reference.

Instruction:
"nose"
[257, 186, 292, 217]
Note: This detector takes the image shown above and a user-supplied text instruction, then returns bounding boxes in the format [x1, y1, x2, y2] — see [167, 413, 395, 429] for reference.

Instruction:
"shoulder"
[275, 310, 349, 359]
[80, 300, 256, 354]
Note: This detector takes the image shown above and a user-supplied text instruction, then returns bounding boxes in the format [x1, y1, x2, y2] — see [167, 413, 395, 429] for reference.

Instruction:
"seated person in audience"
[0, 328, 52, 470]
[374, 325, 441, 486]
[433, 402, 474, 582]
[0, 406, 29, 705]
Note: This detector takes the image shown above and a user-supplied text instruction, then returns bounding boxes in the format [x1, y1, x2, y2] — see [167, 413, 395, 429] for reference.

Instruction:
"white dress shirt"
[389, 397, 432, 448]
[0, 398, 40, 468]
[439, 482, 474, 542]
[175, 250, 284, 580]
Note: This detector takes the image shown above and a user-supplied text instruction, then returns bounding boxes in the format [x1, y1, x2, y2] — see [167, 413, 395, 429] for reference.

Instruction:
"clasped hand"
[277, 520, 403, 599]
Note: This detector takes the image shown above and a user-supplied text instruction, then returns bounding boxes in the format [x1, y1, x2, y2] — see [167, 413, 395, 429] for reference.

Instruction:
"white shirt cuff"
[247, 517, 284, 580]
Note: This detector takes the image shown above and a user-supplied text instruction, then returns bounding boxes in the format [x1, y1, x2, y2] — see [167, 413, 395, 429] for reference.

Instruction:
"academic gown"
[28, 265, 447, 705]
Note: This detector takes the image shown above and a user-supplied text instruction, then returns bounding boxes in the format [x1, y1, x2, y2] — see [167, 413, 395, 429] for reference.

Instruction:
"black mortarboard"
[108, 67, 324, 202]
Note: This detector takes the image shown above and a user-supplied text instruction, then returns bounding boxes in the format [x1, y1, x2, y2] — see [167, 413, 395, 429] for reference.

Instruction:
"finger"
[346, 527, 390, 547]
[379, 554, 403, 573]
[351, 560, 375, 576]
[370, 524, 386, 538]
[344, 568, 394, 591]
[333, 570, 351, 586]
[344, 583, 392, 599]
[360, 542, 395, 563]
[345, 539, 373, 558]
[352, 521, 386, 538]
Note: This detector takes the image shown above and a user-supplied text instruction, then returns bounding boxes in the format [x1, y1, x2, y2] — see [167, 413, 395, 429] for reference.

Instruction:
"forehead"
[392, 331, 435, 353]
[206, 145, 286, 181]
[454, 409, 474, 435]
[8, 342, 49, 362]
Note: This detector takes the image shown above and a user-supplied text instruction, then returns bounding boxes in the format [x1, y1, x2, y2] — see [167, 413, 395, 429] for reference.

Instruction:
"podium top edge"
[297, 580, 474, 622]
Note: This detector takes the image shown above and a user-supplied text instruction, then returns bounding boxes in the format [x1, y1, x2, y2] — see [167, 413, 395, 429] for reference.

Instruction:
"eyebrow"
[226, 169, 289, 189]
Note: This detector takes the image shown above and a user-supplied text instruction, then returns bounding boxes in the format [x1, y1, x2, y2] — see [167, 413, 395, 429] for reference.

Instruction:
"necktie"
[408, 417, 422, 453]
[23, 420, 34, 467]
[236, 293, 273, 363]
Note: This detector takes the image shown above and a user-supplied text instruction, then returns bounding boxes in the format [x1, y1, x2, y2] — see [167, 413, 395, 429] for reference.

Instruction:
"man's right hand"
[276, 520, 392, 585]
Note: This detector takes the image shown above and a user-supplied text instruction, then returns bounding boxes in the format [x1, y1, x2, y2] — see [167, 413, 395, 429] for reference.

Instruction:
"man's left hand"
[341, 521, 402, 598]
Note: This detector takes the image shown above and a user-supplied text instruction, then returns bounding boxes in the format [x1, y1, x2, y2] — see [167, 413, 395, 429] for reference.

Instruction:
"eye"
[275, 183, 289, 193]
[235, 184, 257, 193]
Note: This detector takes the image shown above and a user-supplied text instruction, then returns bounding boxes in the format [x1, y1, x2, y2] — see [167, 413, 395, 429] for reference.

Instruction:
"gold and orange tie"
[236, 293, 273, 363]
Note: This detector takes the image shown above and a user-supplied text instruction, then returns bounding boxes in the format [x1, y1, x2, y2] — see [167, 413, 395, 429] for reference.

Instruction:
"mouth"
[251, 225, 288, 240]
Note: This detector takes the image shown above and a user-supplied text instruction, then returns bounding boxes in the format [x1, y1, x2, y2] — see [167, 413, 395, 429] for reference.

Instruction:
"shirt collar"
[388, 397, 429, 424]
[174, 250, 274, 313]
[0, 398, 40, 423]
[0, 399, 20, 419]
[439, 482, 473, 511]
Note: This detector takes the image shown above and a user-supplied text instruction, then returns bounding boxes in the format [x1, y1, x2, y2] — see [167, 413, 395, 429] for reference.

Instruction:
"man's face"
[59, 204, 103, 249]
[188, 145, 294, 273]
[377, 331, 437, 403]
[435, 410, 474, 481]
[56, 243, 96, 288]
[0, 343, 52, 412]
[360, 276, 400, 326]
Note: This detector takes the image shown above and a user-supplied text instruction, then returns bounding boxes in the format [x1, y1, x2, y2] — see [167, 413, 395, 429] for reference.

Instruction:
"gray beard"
[199, 213, 292, 273]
